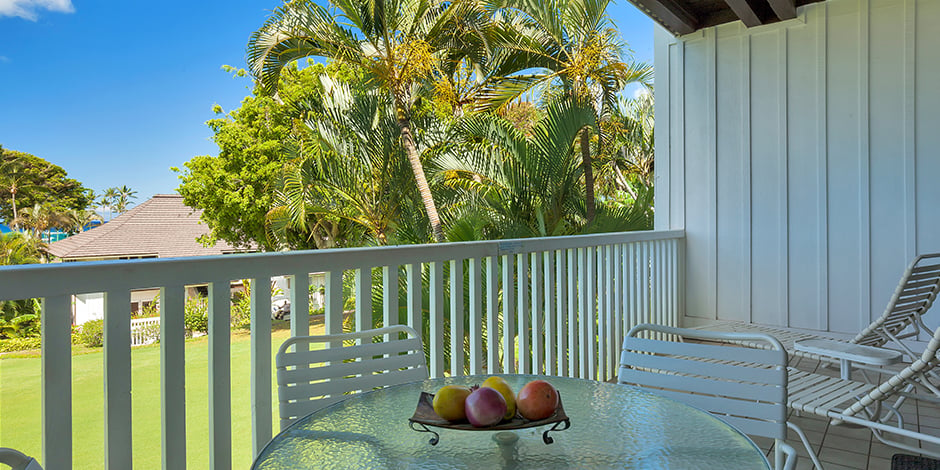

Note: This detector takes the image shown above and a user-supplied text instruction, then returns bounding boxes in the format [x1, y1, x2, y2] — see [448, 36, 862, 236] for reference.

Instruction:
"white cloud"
[633, 87, 650, 99]
[0, 0, 74, 20]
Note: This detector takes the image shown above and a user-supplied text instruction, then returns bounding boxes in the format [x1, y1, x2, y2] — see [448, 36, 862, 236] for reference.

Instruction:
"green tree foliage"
[0, 147, 93, 225]
[266, 76, 438, 248]
[247, 0, 494, 242]
[481, 0, 652, 222]
[175, 63, 328, 250]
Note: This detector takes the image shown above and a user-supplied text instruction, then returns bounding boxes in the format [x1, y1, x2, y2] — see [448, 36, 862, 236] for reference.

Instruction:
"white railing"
[130, 317, 161, 346]
[0, 230, 683, 469]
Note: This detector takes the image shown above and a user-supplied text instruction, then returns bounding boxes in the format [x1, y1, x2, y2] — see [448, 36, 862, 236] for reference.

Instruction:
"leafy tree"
[175, 63, 329, 250]
[482, 0, 652, 222]
[247, 0, 492, 242]
[0, 147, 93, 225]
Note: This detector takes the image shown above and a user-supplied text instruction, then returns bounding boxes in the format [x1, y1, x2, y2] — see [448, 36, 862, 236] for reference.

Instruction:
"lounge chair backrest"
[853, 253, 940, 347]
[844, 321, 940, 418]
[275, 325, 427, 430]
[0, 448, 43, 470]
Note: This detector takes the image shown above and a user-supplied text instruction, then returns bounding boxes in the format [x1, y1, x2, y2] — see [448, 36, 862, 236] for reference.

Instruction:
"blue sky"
[0, 0, 654, 205]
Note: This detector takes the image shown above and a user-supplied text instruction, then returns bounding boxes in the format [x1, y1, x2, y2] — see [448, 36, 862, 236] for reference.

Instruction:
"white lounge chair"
[788, 321, 940, 458]
[619, 323, 823, 470]
[704, 253, 940, 374]
[275, 325, 428, 429]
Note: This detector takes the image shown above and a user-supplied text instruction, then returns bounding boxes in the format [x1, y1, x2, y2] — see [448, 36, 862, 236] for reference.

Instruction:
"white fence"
[0, 230, 683, 469]
[130, 317, 160, 346]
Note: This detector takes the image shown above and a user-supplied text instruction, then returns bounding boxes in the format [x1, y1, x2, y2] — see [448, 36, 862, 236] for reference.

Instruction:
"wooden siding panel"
[825, 0, 865, 334]
[749, 29, 787, 327]
[786, 20, 826, 330]
[869, 0, 910, 324]
[915, 0, 940, 255]
[683, 33, 718, 319]
[715, 24, 752, 323]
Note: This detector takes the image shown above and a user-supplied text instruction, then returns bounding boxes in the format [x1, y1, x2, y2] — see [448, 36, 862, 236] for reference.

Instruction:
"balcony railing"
[0, 229, 684, 469]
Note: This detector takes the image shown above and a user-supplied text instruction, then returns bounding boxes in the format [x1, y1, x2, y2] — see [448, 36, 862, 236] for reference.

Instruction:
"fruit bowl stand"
[408, 391, 571, 445]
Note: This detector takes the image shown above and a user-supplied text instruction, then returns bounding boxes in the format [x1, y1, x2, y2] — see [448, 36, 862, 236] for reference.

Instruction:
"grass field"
[0, 318, 326, 469]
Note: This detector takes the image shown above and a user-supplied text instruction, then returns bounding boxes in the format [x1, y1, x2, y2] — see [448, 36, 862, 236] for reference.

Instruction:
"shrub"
[230, 291, 252, 331]
[78, 319, 104, 348]
[0, 336, 41, 353]
[184, 296, 209, 335]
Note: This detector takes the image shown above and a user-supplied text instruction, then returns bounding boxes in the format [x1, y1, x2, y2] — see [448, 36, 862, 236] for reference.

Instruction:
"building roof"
[47, 195, 243, 260]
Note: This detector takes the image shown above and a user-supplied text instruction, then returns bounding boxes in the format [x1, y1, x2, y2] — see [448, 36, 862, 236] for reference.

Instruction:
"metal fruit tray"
[408, 391, 570, 445]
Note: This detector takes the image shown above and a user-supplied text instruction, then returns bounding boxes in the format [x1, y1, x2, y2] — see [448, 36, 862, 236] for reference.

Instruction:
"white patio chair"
[619, 323, 823, 470]
[788, 320, 940, 458]
[0, 448, 43, 470]
[276, 325, 428, 429]
[703, 253, 940, 375]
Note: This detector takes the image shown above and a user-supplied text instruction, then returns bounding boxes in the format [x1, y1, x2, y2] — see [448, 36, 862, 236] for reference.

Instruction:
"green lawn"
[0, 319, 324, 470]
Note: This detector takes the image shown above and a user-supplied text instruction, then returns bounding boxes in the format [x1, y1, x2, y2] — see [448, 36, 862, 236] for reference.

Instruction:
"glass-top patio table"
[252, 374, 770, 469]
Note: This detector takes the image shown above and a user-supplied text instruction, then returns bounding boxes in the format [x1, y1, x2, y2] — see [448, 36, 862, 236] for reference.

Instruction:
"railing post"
[41, 294, 71, 470]
[325, 271, 343, 336]
[104, 290, 132, 469]
[531, 252, 543, 375]
[208, 280, 231, 470]
[355, 268, 372, 333]
[429, 262, 444, 378]
[544, 251, 556, 376]
[449, 259, 465, 376]
[469, 258, 483, 374]
[406, 264, 422, 338]
[382, 265, 399, 332]
[486, 256, 498, 372]
[501, 254, 515, 374]
[249, 279, 272, 455]
[290, 273, 310, 338]
[517, 254, 530, 374]
[161, 286, 186, 469]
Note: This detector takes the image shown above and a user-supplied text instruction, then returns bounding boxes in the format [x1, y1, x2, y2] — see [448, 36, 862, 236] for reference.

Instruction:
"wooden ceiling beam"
[767, 0, 797, 20]
[722, 0, 764, 27]
[628, 0, 699, 36]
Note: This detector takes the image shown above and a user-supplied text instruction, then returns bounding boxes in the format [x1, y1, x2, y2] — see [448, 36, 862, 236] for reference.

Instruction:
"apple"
[465, 386, 507, 427]
[516, 380, 559, 420]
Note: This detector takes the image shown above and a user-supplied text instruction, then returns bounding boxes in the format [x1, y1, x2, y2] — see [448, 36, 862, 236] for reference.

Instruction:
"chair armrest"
[793, 339, 902, 366]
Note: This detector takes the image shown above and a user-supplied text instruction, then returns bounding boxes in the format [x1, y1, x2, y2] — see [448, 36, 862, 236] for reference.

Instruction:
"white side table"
[793, 338, 903, 380]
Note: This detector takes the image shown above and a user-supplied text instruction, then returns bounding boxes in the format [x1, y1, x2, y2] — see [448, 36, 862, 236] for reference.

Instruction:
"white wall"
[655, 0, 940, 335]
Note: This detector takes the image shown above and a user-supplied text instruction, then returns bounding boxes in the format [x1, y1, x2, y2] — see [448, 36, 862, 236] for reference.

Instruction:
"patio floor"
[751, 356, 940, 470]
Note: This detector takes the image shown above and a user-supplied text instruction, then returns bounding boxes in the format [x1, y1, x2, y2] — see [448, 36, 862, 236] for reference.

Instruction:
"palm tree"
[0, 153, 35, 227]
[100, 187, 119, 220]
[0, 232, 44, 266]
[64, 208, 104, 233]
[114, 185, 138, 213]
[482, 0, 652, 222]
[439, 99, 595, 238]
[266, 76, 420, 248]
[247, 0, 490, 242]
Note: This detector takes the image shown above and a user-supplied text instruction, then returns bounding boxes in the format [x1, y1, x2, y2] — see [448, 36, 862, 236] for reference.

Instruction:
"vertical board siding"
[659, 0, 940, 333]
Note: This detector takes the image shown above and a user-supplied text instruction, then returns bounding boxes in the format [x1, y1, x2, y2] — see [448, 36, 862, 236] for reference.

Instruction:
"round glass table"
[252, 374, 770, 469]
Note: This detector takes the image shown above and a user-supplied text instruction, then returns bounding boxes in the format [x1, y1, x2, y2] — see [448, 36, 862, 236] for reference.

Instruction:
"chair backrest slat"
[275, 325, 428, 429]
[619, 324, 789, 441]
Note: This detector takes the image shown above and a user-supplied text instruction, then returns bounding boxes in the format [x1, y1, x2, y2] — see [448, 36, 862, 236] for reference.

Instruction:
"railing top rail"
[0, 229, 684, 300]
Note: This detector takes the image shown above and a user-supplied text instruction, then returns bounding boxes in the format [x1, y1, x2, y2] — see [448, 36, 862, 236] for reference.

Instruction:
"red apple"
[516, 380, 559, 420]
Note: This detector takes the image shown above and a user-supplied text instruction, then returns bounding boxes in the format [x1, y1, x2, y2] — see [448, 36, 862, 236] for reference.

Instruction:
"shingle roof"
[47, 195, 243, 260]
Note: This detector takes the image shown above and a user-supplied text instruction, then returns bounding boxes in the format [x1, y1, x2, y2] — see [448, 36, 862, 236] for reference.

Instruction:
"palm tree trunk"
[396, 113, 445, 242]
[581, 129, 596, 223]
